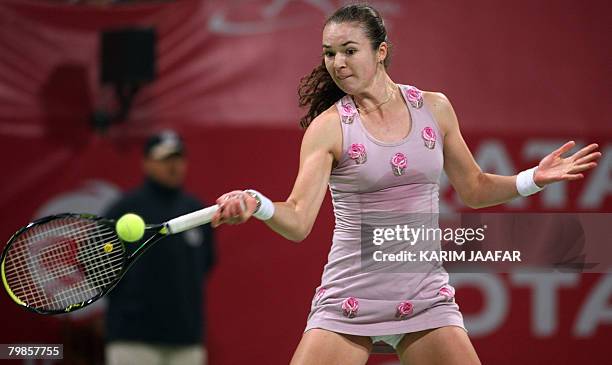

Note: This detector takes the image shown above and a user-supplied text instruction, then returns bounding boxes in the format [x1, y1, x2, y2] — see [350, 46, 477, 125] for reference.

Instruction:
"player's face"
[322, 22, 383, 94]
[144, 155, 186, 188]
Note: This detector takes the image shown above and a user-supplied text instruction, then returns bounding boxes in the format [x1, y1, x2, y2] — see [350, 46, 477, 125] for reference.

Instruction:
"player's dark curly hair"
[297, 4, 392, 129]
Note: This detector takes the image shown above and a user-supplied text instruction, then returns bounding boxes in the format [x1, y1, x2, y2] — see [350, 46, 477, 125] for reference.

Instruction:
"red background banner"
[0, 1, 610, 364]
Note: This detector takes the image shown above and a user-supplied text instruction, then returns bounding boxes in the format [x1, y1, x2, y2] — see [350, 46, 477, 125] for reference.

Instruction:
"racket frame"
[0, 213, 168, 315]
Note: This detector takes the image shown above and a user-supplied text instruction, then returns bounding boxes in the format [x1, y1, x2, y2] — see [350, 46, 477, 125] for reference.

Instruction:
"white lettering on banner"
[523, 140, 572, 208]
[208, 1, 401, 35]
[450, 273, 508, 336]
[575, 274, 612, 337]
[440, 140, 611, 210]
[579, 146, 612, 209]
[511, 272, 579, 337]
[451, 273, 612, 338]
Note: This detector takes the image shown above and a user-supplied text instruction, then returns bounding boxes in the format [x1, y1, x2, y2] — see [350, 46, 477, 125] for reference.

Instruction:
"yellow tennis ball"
[116, 213, 145, 242]
[103, 243, 113, 253]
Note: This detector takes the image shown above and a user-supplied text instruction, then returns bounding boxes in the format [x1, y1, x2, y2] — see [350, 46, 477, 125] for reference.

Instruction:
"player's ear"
[377, 42, 388, 64]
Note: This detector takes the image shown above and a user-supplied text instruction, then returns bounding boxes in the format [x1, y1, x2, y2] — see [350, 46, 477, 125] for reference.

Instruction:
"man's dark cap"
[144, 130, 185, 160]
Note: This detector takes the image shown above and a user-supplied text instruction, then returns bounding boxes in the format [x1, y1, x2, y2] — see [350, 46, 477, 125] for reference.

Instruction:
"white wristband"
[516, 167, 544, 197]
[244, 189, 275, 220]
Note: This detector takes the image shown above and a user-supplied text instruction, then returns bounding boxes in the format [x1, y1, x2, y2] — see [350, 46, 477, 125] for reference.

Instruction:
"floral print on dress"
[341, 297, 359, 318]
[340, 102, 357, 124]
[396, 301, 414, 320]
[421, 126, 436, 149]
[405, 86, 424, 109]
[438, 285, 455, 301]
[390, 152, 407, 176]
[314, 287, 326, 303]
[348, 143, 367, 164]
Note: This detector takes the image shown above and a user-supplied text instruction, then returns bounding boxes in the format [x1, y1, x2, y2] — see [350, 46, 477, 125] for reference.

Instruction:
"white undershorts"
[370, 334, 405, 349]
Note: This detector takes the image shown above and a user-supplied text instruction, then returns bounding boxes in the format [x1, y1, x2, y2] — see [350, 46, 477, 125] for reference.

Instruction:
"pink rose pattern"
[421, 126, 436, 149]
[390, 152, 408, 176]
[405, 86, 423, 109]
[438, 286, 455, 301]
[334, 90, 446, 323]
[341, 297, 359, 318]
[396, 301, 414, 320]
[348, 143, 367, 164]
[314, 287, 326, 303]
[340, 102, 356, 124]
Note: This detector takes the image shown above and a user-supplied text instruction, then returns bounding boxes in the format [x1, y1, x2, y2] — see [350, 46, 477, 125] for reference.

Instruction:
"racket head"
[1, 214, 127, 314]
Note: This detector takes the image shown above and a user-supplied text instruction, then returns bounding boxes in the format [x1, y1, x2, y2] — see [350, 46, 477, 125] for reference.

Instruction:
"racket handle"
[165, 204, 219, 234]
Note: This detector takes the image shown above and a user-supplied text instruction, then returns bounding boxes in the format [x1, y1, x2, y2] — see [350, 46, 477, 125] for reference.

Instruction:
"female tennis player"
[211, 4, 601, 365]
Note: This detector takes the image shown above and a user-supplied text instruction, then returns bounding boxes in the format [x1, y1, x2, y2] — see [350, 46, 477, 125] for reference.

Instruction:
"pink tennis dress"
[305, 84, 465, 337]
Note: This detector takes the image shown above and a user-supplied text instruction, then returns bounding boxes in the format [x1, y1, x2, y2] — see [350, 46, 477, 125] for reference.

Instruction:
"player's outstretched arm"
[211, 109, 341, 242]
[427, 92, 601, 209]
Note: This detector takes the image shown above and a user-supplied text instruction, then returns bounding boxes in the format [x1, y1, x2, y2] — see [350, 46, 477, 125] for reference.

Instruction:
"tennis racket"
[1, 205, 218, 315]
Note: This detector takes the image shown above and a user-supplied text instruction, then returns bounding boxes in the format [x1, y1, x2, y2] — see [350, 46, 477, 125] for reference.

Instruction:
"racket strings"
[5, 230, 121, 281]
[4, 220, 87, 309]
[22, 230, 122, 303]
[18, 225, 121, 310]
[3, 228, 119, 277]
[14, 219, 108, 247]
[3, 217, 125, 311]
[4, 222, 119, 280]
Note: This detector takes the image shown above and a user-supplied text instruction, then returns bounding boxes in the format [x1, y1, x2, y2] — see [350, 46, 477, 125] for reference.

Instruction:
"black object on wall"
[101, 28, 156, 84]
[93, 28, 157, 132]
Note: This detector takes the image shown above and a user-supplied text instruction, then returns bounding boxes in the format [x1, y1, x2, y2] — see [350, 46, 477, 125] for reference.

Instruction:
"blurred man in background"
[104, 130, 215, 365]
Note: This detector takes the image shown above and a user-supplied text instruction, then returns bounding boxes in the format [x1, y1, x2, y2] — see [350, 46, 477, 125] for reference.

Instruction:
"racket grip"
[165, 204, 219, 234]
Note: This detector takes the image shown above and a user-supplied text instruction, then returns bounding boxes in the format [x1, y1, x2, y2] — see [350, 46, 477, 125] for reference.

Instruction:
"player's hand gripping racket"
[0, 205, 218, 314]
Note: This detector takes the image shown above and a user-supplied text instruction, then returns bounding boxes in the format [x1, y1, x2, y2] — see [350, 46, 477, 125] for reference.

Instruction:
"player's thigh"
[290, 328, 372, 365]
[396, 326, 480, 365]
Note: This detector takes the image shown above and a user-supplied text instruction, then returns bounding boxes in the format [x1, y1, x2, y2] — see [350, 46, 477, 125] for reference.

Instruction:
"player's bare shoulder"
[422, 90, 457, 136]
[422, 91, 450, 110]
[301, 103, 343, 159]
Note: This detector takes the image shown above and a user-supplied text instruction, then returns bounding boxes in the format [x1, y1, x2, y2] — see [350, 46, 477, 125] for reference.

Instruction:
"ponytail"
[297, 62, 346, 129]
